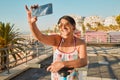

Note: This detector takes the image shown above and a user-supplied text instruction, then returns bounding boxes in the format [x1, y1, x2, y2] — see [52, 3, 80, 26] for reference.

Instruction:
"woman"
[25, 5, 87, 80]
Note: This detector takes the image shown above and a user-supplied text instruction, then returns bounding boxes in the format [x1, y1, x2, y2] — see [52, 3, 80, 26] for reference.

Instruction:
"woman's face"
[58, 19, 74, 38]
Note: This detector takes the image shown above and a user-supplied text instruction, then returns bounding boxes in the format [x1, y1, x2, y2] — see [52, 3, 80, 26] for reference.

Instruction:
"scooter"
[58, 67, 73, 80]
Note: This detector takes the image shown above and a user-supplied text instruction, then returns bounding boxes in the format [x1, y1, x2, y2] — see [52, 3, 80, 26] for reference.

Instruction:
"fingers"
[47, 66, 51, 71]
[31, 16, 37, 22]
[25, 5, 29, 11]
[47, 65, 56, 73]
[30, 4, 39, 10]
[34, 16, 37, 21]
[25, 4, 38, 11]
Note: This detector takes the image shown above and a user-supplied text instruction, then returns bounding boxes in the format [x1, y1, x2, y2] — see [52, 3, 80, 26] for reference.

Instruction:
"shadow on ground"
[10, 56, 53, 80]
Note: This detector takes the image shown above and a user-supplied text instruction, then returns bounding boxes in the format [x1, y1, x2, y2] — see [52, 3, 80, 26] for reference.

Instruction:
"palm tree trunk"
[0, 50, 7, 70]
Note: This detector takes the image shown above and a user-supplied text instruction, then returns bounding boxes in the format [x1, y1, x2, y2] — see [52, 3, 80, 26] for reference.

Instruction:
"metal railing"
[0, 41, 53, 74]
[85, 34, 120, 43]
[20, 33, 120, 44]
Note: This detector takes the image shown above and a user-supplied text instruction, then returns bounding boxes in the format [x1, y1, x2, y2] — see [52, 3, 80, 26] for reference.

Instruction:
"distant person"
[25, 4, 87, 80]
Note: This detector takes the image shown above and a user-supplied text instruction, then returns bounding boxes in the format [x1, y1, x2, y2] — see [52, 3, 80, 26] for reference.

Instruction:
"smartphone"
[32, 3, 53, 17]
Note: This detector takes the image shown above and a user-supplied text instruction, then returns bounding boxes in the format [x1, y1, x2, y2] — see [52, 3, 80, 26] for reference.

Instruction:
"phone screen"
[32, 3, 53, 17]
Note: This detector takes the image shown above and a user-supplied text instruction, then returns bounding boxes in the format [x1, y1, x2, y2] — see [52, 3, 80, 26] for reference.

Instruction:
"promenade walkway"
[87, 46, 120, 80]
[0, 46, 120, 80]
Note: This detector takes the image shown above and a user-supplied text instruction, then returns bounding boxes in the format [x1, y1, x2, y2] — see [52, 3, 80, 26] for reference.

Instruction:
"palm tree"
[0, 22, 26, 70]
[116, 14, 120, 26]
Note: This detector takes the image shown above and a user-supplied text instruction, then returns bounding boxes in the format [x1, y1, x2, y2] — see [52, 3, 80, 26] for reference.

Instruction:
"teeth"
[63, 30, 67, 32]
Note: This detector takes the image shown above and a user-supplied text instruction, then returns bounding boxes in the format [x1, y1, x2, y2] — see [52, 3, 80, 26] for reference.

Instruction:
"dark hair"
[58, 15, 76, 27]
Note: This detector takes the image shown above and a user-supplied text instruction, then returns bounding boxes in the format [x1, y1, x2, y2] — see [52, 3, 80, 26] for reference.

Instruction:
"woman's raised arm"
[25, 5, 58, 46]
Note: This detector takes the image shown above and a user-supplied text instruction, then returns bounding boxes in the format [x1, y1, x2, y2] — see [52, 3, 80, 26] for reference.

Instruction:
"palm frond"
[0, 22, 27, 70]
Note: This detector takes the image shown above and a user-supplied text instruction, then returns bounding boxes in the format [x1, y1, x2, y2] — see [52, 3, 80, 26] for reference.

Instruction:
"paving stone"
[87, 77, 101, 80]
[10, 56, 52, 80]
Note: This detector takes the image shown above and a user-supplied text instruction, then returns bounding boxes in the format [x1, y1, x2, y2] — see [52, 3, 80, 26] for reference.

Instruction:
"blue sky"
[0, 0, 120, 34]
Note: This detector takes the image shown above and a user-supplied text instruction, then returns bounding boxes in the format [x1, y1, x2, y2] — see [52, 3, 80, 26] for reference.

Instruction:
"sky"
[0, 0, 120, 34]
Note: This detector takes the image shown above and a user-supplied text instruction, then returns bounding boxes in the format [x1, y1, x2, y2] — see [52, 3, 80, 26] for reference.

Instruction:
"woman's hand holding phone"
[25, 3, 53, 23]
[25, 5, 38, 23]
